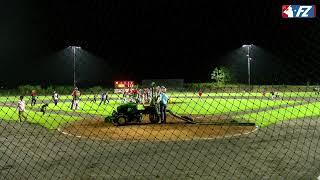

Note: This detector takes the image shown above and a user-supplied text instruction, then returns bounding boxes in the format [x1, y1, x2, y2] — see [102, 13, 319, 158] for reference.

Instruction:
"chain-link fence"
[1, 85, 320, 179]
[1, 0, 320, 179]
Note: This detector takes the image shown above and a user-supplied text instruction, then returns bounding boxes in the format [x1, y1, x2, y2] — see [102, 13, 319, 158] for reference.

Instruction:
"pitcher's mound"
[59, 115, 256, 141]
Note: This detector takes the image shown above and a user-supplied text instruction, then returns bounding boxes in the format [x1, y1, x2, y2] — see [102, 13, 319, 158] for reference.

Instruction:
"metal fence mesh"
[1, 0, 320, 179]
[1, 85, 320, 179]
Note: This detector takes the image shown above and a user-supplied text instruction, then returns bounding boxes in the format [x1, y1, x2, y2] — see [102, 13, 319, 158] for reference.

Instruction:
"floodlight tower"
[242, 44, 253, 87]
[70, 46, 81, 87]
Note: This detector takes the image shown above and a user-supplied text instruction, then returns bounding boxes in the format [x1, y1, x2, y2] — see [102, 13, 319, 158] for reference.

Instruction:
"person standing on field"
[92, 94, 97, 103]
[17, 96, 27, 122]
[122, 91, 128, 103]
[52, 91, 59, 106]
[99, 91, 106, 105]
[71, 87, 81, 110]
[40, 103, 48, 115]
[105, 92, 109, 104]
[159, 86, 169, 124]
[156, 86, 161, 103]
[132, 88, 139, 103]
[31, 90, 37, 106]
[198, 90, 203, 98]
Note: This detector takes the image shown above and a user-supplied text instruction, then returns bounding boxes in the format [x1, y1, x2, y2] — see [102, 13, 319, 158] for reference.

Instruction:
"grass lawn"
[0, 91, 318, 103]
[280, 92, 320, 98]
[169, 98, 296, 115]
[0, 106, 82, 129]
[25, 100, 150, 117]
[30, 101, 122, 117]
[27, 98, 296, 117]
[235, 102, 320, 127]
[168, 91, 320, 98]
[167, 92, 264, 97]
[0, 94, 310, 130]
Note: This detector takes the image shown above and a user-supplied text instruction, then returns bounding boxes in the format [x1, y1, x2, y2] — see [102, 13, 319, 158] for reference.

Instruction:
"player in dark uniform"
[99, 91, 107, 105]
[105, 92, 109, 103]
[40, 103, 48, 115]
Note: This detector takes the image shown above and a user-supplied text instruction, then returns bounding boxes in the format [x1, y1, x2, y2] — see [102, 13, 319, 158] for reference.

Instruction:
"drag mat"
[166, 110, 255, 126]
[58, 114, 257, 141]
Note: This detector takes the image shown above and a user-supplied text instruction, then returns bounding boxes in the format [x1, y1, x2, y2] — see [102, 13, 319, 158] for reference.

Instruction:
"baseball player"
[52, 91, 59, 106]
[17, 96, 27, 122]
[71, 87, 81, 110]
[31, 90, 37, 106]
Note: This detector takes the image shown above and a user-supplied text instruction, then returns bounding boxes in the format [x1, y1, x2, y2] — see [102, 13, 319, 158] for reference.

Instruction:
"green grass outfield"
[26, 100, 123, 117]
[0, 91, 318, 130]
[235, 102, 320, 127]
[168, 91, 320, 98]
[23, 98, 295, 117]
[169, 98, 295, 115]
[0, 91, 319, 103]
[0, 106, 81, 129]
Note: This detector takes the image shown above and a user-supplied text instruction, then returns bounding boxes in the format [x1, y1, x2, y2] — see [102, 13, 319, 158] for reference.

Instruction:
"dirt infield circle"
[59, 115, 257, 141]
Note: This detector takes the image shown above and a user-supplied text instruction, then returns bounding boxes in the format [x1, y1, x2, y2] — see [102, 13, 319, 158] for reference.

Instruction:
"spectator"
[17, 96, 27, 122]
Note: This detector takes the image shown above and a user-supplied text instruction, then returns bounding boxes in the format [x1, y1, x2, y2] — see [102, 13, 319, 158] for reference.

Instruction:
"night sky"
[1, 0, 319, 88]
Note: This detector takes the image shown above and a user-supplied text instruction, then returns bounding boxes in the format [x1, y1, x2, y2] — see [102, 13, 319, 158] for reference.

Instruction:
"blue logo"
[282, 5, 316, 18]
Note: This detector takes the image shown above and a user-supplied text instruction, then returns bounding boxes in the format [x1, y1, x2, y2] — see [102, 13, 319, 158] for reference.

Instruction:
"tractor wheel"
[149, 113, 159, 124]
[113, 115, 127, 126]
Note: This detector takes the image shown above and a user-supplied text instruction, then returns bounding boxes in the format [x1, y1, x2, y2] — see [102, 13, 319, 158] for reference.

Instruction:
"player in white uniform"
[52, 91, 59, 106]
[17, 96, 27, 122]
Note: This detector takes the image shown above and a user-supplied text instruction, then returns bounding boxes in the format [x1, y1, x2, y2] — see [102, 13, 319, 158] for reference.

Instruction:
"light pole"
[71, 46, 81, 87]
[242, 44, 253, 88]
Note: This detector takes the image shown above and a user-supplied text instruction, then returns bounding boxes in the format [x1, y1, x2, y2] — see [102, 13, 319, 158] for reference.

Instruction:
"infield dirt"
[59, 115, 256, 141]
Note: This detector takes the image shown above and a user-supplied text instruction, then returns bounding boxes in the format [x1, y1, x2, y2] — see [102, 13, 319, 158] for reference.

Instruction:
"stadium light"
[242, 44, 253, 88]
[70, 46, 81, 87]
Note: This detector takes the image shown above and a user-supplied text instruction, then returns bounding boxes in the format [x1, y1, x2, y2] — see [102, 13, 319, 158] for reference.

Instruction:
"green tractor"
[105, 82, 160, 126]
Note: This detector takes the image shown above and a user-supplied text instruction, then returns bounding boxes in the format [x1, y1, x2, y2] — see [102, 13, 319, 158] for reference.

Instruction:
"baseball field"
[1, 89, 320, 179]
[0, 90, 318, 140]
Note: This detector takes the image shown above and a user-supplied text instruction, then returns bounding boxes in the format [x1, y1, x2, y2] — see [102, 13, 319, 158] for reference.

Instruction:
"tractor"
[105, 82, 161, 126]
